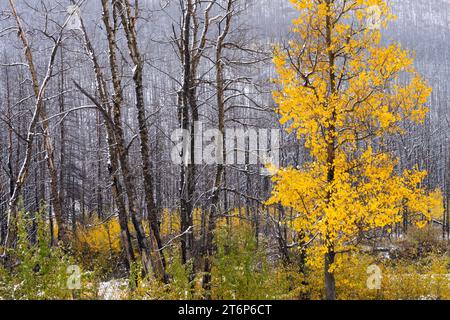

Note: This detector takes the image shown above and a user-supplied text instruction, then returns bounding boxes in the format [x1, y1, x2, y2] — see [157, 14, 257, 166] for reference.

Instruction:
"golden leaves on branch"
[268, 0, 437, 270]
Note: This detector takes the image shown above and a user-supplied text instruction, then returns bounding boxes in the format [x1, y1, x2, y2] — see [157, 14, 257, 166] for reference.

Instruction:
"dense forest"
[0, 0, 449, 300]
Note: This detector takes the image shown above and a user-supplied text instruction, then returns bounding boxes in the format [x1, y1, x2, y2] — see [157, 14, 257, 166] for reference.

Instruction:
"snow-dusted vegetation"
[0, 0, 448, 300]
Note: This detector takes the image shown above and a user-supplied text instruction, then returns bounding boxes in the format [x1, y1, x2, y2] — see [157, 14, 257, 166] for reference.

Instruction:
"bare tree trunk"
[3, 0, 66, 250]
[58, 48, 67, 238]
[105, 120, 136, 270]
[176, 0, 214, 276]
[179, 0, 195, 267]
[116, 0, 168, 281]
[74, 7, 136, 270]
[96, 111, 104, 220]
[101, 0, 154, 275]
[203, 0, 233, 298]
[4, 60, 14, 246]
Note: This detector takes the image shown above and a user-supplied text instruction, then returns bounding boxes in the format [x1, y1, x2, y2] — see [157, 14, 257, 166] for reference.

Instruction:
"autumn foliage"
[268, 0, 439, 299]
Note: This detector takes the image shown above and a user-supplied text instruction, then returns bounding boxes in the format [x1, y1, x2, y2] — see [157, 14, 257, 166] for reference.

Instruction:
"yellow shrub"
[428, 189, 445, 220]
[75, 218, 122, 254]
[304, 252, 449, 300]
[160, 209, 180, 237]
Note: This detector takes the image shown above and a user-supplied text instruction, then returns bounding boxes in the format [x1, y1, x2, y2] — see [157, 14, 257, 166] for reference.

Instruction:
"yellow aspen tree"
[268, 0, 438, 300]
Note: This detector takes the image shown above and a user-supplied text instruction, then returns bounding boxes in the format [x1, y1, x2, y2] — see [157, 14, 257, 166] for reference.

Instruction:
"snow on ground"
[97, 279, 129, 300]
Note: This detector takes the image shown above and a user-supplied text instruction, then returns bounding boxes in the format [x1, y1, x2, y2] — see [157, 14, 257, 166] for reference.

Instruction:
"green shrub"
[0, 203, 96, 299]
